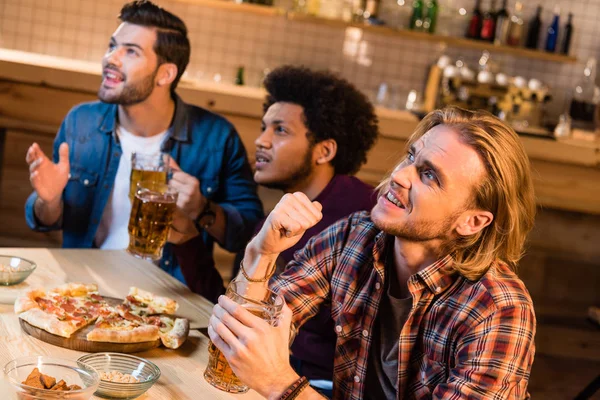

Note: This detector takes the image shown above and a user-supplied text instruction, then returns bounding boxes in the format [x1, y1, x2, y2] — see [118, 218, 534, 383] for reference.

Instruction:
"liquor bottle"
[235, 66, 245, 86]
[545, 6, 560, 52]
[493, 0, 509, 45]
[410, 0, 424, 30]
[525, 5, 542, 49]
[466, 0, 483, 39]
[561, 12, 573, 55]
[506, 1, 523, 46]
[423, 0, 438, 33]
[480, 0, 497, 42]
[364, 0, 384, 25]
[569, 57, 598, 131]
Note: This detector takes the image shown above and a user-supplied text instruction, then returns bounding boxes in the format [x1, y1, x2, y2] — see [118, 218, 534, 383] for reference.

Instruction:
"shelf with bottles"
[184, 0, 576, 64]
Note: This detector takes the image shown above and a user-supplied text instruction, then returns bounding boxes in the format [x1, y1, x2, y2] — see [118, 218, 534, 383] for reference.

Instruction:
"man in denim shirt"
[24, 1, 263, 287]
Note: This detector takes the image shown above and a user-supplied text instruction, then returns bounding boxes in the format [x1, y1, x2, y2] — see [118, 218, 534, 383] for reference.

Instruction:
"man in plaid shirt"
[209, 107, 537, 399]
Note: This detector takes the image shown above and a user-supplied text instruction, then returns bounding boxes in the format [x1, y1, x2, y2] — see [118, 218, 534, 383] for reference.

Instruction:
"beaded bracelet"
[239, 259, 276, 283]
[279, 376, 309, 400]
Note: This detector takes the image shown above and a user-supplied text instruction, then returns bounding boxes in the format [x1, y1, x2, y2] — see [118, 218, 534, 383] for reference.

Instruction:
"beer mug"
[129, 152, 170, 201]
[204, 280, 284, 393]
[127, 180, 178, 261]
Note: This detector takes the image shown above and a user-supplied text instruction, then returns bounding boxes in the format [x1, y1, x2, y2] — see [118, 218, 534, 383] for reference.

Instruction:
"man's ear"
[156, 63, 178, 87]
[314, 139, 337, 165]
[455, 210, 494, 236]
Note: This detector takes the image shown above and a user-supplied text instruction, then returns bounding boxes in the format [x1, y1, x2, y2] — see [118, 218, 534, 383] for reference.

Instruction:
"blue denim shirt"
[25, 95, 263, 281]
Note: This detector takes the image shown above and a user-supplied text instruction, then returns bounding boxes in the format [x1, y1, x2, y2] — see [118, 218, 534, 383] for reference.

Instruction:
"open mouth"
[103, 70, 124, 87]
[385, 191, 406, 209]
[254, 152, 271, 169]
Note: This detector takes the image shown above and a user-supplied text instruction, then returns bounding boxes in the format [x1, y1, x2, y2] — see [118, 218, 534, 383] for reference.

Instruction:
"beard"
[260, 144, 314, 192]
[371, 197, 463, 244]
[98, 67, 158, 105]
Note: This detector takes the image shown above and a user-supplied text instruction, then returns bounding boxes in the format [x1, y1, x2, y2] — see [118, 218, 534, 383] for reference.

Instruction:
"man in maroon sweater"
[175, 66, 379, 396]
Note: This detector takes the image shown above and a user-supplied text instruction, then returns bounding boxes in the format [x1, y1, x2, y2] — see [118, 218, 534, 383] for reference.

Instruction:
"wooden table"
[0, 248, 263, 399]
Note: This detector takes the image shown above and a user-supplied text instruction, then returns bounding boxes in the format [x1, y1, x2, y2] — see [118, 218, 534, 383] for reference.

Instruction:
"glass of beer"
[129, 152, 170, 201]
[204, 280, 284, 393]
[127, 180, 178, 261]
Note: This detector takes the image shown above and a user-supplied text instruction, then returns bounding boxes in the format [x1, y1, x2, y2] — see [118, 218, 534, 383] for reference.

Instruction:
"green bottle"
[424, 0, 438, 33]
[410, 0, 424, 30]
[235, 66, 245, 86]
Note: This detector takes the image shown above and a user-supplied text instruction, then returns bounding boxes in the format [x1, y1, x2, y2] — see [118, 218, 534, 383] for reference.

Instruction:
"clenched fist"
[26, 142, 70, 203]
[253, 192, 323, 256]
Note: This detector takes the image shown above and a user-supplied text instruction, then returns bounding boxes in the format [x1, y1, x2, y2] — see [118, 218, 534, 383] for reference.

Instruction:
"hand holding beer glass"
[204, 280, 284, 393]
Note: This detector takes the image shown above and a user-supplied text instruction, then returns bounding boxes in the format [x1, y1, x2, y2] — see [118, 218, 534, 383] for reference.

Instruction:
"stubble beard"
[259, 144, 315, 192]
[98, 68, 158, 106]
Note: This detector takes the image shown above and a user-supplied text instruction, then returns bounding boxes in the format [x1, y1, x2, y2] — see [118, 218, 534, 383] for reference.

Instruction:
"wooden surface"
[18, 296, 162, 354]
[0, 249, 213, 329]
[0, 249, 263, 399]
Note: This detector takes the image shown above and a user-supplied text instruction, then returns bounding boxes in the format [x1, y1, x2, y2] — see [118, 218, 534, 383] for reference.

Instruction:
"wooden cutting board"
[19, 297, 161, 353]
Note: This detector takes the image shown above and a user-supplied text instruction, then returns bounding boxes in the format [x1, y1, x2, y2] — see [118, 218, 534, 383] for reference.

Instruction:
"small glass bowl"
[3, 356, 100, 399]
[77, 353, 160, 399]
[0, 256, 36, 286]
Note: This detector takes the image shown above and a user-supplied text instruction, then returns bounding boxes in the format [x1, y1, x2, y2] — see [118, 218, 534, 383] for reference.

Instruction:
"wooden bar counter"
[0, 248, 262, 399]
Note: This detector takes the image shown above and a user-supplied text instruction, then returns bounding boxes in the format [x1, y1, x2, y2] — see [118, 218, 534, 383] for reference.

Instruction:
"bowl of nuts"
[3, 355, 100, 399]
[77, 353, 160, 399]
[0, 256, 36, 286]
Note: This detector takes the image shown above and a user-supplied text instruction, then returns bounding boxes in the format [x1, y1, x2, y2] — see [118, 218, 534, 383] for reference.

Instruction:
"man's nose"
[390, 164, 414, 190]
[105, 48, 123, 68]
[255, 128, 273, 149]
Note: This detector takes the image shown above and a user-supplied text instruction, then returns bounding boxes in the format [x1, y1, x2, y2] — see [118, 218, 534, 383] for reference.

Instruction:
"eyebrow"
[109, 37, 144, 51]
[262, 119, 287, 126]
[410, 144, 447, 186]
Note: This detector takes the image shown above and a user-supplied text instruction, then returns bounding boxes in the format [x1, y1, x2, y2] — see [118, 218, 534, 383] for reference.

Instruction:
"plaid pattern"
[272, 212, 536, 400]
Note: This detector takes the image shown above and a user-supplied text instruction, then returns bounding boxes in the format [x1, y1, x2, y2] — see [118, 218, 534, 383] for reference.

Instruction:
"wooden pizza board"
[19, 296, 161, 353]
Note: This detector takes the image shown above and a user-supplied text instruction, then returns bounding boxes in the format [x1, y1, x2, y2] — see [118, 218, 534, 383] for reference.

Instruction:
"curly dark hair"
[119, 0, 190, 93]
[263, 66, 379, 175]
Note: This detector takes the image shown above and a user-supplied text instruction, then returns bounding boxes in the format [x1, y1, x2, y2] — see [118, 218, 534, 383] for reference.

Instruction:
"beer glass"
[129, 152, 170, 201]
[127, 180, 178, 261]
[204, 280, 284, 393]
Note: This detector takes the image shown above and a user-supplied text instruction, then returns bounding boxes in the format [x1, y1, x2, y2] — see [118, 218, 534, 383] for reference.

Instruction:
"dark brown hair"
[119, 0, 190, 92]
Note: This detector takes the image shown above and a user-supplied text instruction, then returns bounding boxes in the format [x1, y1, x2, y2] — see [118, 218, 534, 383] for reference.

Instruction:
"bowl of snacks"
[3, 355, 100, 399]
[77, 353, 160, 399]
[0, 256, 36, 286]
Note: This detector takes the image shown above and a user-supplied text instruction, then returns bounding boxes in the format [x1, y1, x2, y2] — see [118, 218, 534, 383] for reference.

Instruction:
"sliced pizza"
[124, 287, 178, 316]
[86, 309, 161, 343]
[14, 283, 110, 338]
[145, 315, 190, 349]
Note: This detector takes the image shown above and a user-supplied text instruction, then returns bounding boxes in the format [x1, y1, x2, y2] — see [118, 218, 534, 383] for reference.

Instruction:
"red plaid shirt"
[272, 212, 536, 399]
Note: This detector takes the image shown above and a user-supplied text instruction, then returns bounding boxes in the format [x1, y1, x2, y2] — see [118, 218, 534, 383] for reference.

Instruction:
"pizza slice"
[124, 287, 178, 316]
[86, 305, 160, 343]
[144, 315, 190, 349]
[14, 283, 108, 338]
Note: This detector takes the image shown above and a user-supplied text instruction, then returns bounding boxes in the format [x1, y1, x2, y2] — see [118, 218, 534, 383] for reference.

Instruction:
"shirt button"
[362, 330, 368, 337]
[114, 153, 119, 158]
[354, 375, 360, 383]
[207, 187, 213, 193]
[83, 179, 90, 186]
[375, 282, 381, 290]
[165, 260, 170, 266]
[335, 325, 343, 333]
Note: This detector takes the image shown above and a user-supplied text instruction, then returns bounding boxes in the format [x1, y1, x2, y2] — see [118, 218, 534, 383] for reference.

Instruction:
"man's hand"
[167, 209, 200, 244]
[251, 192, 323, 257]
[168, 158, 205, 220]
[208, 296, 299, 399]
[26, 142, 70, 203]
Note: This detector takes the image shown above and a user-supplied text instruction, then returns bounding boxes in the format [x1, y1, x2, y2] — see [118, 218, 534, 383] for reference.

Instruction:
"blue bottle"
[545, 6, 560, 52]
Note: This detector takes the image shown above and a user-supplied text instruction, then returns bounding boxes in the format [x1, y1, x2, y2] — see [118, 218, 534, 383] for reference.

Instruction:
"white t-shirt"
[94, 125, 168, 249]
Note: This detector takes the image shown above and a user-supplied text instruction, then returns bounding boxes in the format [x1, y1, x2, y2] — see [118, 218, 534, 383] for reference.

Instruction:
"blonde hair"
[380, 107, 536, 280]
